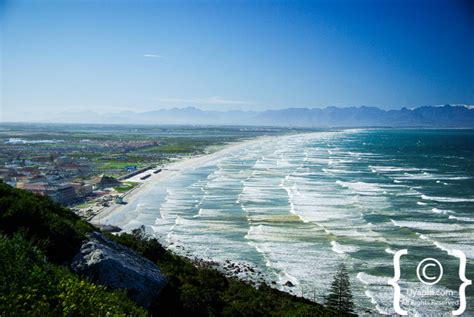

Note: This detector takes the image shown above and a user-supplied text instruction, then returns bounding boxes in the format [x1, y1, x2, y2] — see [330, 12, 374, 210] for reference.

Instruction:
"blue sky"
[1, 0, 473, 121]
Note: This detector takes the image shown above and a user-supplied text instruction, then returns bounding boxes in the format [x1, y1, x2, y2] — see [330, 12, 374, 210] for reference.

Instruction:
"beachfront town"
[0, 124, 291, 219]
[0, 134, 172, 220]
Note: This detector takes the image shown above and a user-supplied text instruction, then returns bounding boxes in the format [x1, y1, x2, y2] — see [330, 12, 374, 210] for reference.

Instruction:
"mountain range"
[46, 105, 474, 128]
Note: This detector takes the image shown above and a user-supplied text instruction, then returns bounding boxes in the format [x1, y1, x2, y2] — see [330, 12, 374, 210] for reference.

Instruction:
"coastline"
[90, 135, 274, 225]
[89, 132, 318, 300]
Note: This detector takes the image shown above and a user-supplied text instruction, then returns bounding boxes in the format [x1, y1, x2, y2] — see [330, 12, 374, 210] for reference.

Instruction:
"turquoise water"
[103, 129, 474, 315]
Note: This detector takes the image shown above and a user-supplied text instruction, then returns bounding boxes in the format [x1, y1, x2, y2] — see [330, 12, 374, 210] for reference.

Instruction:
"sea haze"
[100, 129, 474, 315]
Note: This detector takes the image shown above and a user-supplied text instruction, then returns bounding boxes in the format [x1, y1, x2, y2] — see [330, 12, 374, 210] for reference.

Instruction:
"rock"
[71, 232, 167, 308]
[283, 280, 295, 287]
[93, 224, 121, 232]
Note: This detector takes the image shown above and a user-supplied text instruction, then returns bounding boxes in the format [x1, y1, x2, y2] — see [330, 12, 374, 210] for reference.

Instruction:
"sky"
[1, 0, 473, 121]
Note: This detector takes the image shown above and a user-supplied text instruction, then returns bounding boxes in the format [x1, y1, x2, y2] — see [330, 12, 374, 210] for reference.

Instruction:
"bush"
[0, 182, 92, 263]
[0, 234, 147, 316]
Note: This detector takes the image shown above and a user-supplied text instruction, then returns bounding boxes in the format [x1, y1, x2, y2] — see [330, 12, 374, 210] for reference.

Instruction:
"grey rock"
[93, 224, 121, 232]
[283, 281, 295, 287]
[71, 231, 167, 308]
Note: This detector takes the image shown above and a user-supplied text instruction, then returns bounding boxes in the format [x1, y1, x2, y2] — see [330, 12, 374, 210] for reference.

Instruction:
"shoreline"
[90, 135, 274, 224]
[89, 132, 327, 300]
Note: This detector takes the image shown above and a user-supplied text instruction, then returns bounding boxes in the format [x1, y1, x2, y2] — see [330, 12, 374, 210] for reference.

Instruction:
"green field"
[114, 182, 139, 193]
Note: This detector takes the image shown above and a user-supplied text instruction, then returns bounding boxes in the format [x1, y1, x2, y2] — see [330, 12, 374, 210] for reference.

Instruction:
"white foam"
[369, 166, 421, 173]
[323, 168, 364, 174]
[415, 233, 474, 259]
[431, 208, 452, 215]
[356, 272, 389, 285]
[397, 172, 437, 180]
[336, 180, 384, 195]
[278, 271, 300, 287]
[331, 241, 359, 254]
[440, 176, 471, 180]
[434, 242, 474, 259]
[390, 219, 463, 231]
[433, 241, 452, 255]
[421, 194, 474, 203]
[449, 215, 474, 222]
[417, 233, 429, 240]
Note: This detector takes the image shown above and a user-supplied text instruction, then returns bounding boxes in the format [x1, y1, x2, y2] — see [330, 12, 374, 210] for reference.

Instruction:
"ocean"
[102, 129, 474, 315]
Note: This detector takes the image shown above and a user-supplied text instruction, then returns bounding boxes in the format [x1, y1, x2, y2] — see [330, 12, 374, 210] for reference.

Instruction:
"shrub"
[0, 234, 147, 316]
[0, 182, 92, 263]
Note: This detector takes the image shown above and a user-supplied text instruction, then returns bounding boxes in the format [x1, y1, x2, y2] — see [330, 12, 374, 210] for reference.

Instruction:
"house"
[28, 174, 50, 183]
[71, 182, 93, 197]
[90, 174, 121, 189]
[55, 156, 73, 166]
[17, 182, 52, 195]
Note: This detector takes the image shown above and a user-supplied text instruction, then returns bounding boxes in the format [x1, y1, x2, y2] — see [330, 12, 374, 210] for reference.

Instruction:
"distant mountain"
[48, 105, 474, 127]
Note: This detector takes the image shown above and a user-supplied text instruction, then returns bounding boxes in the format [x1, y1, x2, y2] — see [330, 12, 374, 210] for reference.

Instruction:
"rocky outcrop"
[71, 232, 167, 308]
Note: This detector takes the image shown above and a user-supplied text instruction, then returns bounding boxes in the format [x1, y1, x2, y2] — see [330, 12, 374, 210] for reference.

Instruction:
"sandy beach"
[91, 135, 271, 225]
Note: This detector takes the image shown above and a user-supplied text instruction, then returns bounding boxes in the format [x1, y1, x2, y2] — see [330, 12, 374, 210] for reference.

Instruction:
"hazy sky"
[1, 0, 473, 121]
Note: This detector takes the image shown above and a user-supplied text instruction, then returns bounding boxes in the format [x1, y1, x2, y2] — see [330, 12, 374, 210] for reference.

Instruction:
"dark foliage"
[0, 181, 93, 263]
[0, 233, 147, 316]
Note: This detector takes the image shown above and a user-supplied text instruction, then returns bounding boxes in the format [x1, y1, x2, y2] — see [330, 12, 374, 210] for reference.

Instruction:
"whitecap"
[331, 241, 359, 254]
[356, 272, 388, 285]
[449, 215, 474, 222]
[369, 166, 420, 173]
[421, 194, 474, 203]
[390, 219, 462, 231]
[431, 208, 452, 215]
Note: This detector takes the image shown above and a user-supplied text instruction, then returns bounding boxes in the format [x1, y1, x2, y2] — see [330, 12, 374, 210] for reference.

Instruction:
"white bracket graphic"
[451, 250, 472, 316]
[388, 249, 472, 316]
[388, 249, 408, 315]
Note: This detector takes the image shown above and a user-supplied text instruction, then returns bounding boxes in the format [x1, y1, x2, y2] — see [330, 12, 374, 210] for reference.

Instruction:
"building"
[90, 174, 121, 190]
[17, 182, 51, 195]
[48, 184, 77, 206]
[17, 182, 77, 206]
[71, 182, 94, 197]
[55, 156, 73, 166]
